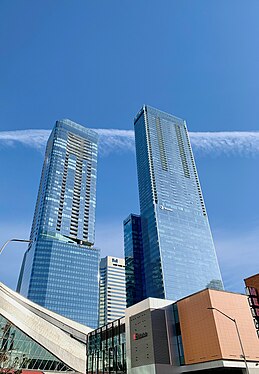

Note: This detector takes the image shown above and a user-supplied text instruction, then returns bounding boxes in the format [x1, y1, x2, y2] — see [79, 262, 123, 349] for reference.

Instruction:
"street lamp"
[0, 239, 32, 254]
[207, 307, 249, 374]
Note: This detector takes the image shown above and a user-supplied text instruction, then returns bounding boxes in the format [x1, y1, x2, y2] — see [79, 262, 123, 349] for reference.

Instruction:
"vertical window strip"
[183, 126, 207, 216]
[175, 125, 190, 178]
[56, 155, 68, 231]
[55, 131, 95, 240]
[144, 110, 158, 204]
[156, 117, 168, 171]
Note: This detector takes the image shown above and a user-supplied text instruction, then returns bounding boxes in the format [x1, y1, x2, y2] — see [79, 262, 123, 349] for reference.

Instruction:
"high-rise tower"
[17, 119, 99, 328]
[134, 105, 223, 301]
[123, 214, 145, 307]
[99, 256, 126, 326]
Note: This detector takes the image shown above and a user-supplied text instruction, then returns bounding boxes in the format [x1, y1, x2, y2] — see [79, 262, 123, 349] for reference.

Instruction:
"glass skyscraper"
[17, 119, 100, 328]
[123, 214, 145, 307]
[134, 105, 223, 302]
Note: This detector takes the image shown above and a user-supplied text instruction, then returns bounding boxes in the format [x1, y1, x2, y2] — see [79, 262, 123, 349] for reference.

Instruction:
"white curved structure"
[0, 282, 92, 373]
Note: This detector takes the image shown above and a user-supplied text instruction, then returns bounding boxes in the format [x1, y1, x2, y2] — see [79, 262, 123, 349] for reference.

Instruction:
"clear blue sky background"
[0, 1, 258, 294]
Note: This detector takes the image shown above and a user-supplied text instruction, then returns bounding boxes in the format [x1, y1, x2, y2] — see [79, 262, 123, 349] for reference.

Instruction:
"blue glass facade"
[123, 214, 145, 307]
[17, 119, 99, 328]
[134, 106, 223, 301]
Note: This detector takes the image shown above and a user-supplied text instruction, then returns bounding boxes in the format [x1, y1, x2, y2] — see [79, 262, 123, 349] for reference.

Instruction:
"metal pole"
[234, 319, 249, 374]
[0, 239, 32, 254]
[208, 307, 249, 374]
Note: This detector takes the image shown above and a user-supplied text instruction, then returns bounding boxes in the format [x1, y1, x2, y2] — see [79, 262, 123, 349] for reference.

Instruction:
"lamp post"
[207, 307, 249, 374]
[0, 239, 32, 254]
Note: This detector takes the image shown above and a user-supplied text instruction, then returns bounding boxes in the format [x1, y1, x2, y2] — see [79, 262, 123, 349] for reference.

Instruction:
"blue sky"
[0, 1, 258, 294]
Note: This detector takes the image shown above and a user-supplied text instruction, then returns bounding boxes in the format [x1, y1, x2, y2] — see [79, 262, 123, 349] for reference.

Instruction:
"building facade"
[123, 214, 145, 307]
[244, 273, 259, 338]
[134, 105, 223, 301]
[87, 289, 259, 374]
[17, 119, 100, 328]
[99, 256, 126, 326]
[87, 318, 126, 374]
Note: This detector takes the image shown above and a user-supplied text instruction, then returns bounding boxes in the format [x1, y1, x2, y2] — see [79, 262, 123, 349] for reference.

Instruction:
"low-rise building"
[88, 288, 259, 374]
[2, 282, 259, 374]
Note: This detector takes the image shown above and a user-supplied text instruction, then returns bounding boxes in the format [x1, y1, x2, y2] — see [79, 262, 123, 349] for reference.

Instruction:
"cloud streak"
[0, 129, 259, 157]
[96, 129, 135, 155]
[190, 131, 259, 157]
[0, 130, 51, 150]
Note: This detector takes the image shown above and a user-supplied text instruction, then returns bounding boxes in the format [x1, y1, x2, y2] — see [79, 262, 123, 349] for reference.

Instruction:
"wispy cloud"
[0, 129, 135, 154]
[190, 131, 259, 157]
[96, 129, 135, 155]
[0, 130, 51, 150]
[1, 129, 259, 157]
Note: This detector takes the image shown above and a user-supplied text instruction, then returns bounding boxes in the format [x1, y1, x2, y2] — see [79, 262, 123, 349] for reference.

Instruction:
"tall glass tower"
[17, 119, 100, 328]
[123, 214, 145, 307]
[134, 105, 223, 301]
